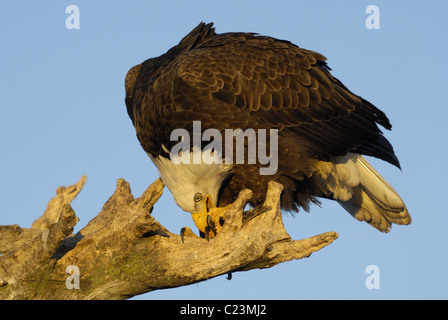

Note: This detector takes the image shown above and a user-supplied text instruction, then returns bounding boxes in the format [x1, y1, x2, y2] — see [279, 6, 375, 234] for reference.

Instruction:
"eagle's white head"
[150, 147, 232, 233]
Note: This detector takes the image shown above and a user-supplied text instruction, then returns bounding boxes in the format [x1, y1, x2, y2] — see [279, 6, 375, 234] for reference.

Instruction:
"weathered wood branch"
[0, 176, 338, 300]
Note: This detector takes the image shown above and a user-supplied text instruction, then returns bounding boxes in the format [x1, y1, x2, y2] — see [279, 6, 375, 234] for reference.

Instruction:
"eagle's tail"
[337, 156, 411, 232]
[315, 154, 411, 232]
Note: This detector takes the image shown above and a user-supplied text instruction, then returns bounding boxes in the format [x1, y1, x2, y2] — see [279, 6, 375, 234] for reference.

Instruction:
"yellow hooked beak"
[191, 194, 213, 235]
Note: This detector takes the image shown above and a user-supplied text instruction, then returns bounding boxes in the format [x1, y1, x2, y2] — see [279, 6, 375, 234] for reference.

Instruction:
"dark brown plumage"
[125, 22, 410, 232]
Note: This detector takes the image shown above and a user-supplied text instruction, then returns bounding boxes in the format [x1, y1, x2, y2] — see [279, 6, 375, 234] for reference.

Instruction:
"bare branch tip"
[133, 178, 164, 211]
[115, 178, 132, 194]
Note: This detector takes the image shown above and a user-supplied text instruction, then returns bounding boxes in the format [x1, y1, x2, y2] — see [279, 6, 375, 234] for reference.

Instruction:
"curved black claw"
[206, 215, 216, 233]
[180, 227, 187, 244]
[226, 272, 232, 281]
[204, 226, 211, 241]
[243, 205, 272, 222]
[180, 227, 199, 243]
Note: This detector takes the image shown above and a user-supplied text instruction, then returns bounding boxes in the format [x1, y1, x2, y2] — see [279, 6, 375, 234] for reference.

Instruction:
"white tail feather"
[316, 154, 411, 232]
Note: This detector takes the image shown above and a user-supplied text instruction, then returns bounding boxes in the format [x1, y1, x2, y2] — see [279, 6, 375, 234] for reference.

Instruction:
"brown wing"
[173, 32, 400, 167]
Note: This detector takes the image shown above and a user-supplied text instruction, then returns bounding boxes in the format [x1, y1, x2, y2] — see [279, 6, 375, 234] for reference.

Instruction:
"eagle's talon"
[204, 226, 213, 241]
[243, 205, 272, 222]
[206, 214, 216, 233]
[180, 227, 187, 243]
[180, 226, 200, 243]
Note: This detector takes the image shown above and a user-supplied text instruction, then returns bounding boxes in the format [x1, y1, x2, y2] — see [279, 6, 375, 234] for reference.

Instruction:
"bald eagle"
[125, 22, 410, 237]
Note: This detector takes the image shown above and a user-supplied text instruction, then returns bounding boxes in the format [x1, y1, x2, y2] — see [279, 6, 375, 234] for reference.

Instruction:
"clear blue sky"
[1, 0, 447, 300]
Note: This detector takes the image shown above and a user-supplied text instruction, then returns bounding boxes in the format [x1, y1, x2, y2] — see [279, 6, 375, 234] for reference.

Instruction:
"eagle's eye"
[194, 193, 203, 202]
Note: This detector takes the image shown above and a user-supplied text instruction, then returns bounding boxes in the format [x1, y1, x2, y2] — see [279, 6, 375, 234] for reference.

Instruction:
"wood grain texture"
[0, 176, 337, 300]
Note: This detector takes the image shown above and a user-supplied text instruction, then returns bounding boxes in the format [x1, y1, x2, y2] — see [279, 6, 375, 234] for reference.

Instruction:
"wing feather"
[173, 28, 398, 166]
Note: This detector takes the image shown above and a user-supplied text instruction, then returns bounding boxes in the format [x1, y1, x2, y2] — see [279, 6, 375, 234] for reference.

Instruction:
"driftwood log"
[0, 176, 338, 300]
